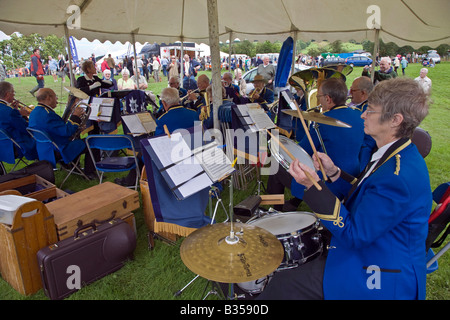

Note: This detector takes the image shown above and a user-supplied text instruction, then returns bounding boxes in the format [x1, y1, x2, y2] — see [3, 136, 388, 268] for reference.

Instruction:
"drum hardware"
[267, 130, 321, 191]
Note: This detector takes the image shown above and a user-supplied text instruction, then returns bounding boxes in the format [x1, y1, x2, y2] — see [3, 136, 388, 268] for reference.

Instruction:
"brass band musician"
[247, 74, 274, 119]
[0, 81, 37, 161]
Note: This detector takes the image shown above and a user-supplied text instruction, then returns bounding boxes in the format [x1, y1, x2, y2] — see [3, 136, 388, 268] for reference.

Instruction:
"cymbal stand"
[174, 179, 233, 298]
[312, 122, 328, 155]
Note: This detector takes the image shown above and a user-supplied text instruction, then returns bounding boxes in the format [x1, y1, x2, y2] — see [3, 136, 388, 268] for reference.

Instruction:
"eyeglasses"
[365, 110, 381, 115]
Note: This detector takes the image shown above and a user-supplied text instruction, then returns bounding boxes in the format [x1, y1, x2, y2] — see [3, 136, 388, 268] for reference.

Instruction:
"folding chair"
[426, 182, 450, 273]
[26, 127, 89, 188]
[85, 134, 140, 190]
[0, 128, 31, 172]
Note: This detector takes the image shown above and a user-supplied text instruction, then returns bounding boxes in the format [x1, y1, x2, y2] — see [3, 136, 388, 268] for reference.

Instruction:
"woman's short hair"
[81, 60, 94, 74]
[368, 77, 429, 138]
[121, 68, 130, 76]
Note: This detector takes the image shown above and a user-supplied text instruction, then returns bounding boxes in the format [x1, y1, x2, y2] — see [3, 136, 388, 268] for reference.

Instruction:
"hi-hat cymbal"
[64, 86, 89, 100]
[282, 109, 352, 128]
[180, 222, 284, 283]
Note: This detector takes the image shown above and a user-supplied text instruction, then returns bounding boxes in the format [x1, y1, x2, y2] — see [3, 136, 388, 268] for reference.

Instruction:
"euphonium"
[67, 101, 91, 140]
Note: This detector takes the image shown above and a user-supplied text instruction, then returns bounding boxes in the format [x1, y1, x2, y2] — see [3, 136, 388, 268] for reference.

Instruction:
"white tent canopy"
[0, 0, 448, 48]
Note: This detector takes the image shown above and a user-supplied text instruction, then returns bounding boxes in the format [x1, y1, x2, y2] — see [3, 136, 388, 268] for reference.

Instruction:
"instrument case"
[37, 218, 136, 300]
[45, 182, 139, 240]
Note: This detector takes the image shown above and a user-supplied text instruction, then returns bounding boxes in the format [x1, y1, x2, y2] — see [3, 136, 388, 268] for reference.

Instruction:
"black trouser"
[257, 251, 327, 300]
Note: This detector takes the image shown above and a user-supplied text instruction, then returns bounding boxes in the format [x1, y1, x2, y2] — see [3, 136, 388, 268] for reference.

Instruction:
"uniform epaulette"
[394, 154, 401, 175]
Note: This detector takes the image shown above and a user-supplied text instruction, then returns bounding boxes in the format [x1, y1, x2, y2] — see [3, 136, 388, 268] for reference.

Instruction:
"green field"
[0, 61, 448, 301]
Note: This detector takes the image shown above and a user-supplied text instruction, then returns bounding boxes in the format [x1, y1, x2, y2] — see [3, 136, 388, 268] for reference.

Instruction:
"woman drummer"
[258, 77, 431, 300]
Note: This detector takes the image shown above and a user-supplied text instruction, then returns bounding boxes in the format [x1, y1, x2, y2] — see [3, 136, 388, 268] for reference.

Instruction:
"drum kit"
[179, 66, 351, 299]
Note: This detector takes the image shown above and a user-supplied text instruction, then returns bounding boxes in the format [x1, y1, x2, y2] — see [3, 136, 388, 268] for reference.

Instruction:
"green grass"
[0, 62, 448, 300]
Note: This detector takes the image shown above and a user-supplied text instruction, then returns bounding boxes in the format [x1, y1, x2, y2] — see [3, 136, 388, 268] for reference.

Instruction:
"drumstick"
[267, 130, 322, 191]
[290, 98, 328, 180]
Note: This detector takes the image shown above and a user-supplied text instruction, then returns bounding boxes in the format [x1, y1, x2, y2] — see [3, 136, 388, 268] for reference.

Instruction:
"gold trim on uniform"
[315, 198, 344, 228]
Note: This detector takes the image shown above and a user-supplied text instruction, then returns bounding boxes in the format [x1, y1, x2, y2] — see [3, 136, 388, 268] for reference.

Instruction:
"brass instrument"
[13, 99, 34, 112]
[267, 99, 279, 111]
[66, 101, 92, 140]
[248, 87, 261, 102]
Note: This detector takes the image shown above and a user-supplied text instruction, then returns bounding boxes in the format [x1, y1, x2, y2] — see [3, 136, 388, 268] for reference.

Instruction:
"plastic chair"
[85, 134, 140, 190]
[26, 127, 89, 188]
[0, 128, 30, 172]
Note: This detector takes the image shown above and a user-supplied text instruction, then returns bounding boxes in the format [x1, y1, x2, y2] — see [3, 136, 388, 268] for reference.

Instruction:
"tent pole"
[131, 33, 139, 88]
[372, 28, 380, 83]
[228, 31, 232, 69]
[64, 24, 76, 87]
[207, 0, 221, 130]
[180, 41, 185, 89]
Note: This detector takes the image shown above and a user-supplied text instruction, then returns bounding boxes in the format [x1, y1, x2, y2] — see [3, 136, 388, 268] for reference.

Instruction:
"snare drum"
[268, 135, 314, 171]
[247, 211, 322, 270]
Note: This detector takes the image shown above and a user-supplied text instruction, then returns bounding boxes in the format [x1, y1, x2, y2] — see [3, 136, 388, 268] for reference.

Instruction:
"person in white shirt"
[152, 57, 161, 83]
[414, 68, 432, 94]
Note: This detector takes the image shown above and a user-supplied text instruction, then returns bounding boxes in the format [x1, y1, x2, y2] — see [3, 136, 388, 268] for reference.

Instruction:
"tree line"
[0, 33, 66, 70]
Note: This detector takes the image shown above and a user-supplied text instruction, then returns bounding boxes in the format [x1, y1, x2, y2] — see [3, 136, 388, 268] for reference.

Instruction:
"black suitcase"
[37, 219, 136, 300]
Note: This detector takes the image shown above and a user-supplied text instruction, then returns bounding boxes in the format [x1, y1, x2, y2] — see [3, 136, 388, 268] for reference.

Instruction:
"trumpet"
[248, 88, 262, 102]
[13, 99, 34, 112]
[180, 88, 200, 103]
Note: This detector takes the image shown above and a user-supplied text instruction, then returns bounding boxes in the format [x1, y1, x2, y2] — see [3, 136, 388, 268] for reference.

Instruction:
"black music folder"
[144, 132, 235, 200]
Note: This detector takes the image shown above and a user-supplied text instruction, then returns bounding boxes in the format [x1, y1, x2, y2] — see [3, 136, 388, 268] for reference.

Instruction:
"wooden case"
[45, 182, 140, 240]
[0, 201, 58, 295]
[0, 175, 57, 199]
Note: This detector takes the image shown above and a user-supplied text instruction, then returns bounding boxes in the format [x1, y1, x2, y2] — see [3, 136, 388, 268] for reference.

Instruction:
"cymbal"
[282, 109, 352, 128]
[180, 222, 284, 283]
[64, 86, 89, 100]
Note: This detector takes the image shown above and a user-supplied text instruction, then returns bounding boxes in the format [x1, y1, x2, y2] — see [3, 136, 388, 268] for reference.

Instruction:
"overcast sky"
[0, 30, 145, 60]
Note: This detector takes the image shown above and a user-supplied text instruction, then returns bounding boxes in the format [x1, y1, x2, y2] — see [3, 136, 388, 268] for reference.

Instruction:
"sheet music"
[177, 172, 213, 199]
[193, 141, 234, 182]
[147, 132, 192, 168]
[89, 97, 114, 121]
[137, 113, 156, 133]
[236, 103, 275, 132]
